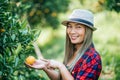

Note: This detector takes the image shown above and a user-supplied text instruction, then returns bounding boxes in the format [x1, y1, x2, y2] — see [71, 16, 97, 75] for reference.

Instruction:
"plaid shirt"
[71, 44, 102, 80]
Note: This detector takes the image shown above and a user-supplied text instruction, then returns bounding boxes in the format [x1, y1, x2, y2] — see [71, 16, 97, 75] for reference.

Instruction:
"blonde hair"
[63, 26, 93, 72]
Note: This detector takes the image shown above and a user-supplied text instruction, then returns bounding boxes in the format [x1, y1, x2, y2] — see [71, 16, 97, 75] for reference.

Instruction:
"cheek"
[66, 30, 70, 36]
[82, 31, 85, 37]
[82, 34, 85, 40]
[66, 29, 70, 33]
[79, 30, 85, 39]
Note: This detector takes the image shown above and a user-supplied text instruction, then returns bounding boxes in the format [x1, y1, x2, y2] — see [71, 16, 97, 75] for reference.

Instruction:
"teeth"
[71, 36, 78, 37]
[72, 36, 77, 38]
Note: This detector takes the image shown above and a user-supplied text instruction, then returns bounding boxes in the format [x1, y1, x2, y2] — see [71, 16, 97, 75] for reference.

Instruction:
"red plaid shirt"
[71, 44, 102, 80]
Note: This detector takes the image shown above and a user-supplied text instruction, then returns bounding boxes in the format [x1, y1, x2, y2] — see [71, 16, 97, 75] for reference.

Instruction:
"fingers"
[46, 60, 56, 69]
[40, 58, 50, 62]
[47, 60, 62, 69]
[32, 64, 45, 69]
[25, 61, 45, 69]
[24, 58, 59, 70]
[24, 59, 49, 70]
[24, 62, 34, 68]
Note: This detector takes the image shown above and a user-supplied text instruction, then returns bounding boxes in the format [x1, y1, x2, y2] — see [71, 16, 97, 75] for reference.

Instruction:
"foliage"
[114, 54, 120, 80]
[93, 11, 120, 80]
[78, 0, 120, 13]
[0, 0, 45, 79]
[105, 0, 120, 12]
[96, 0, 120, 12]
[39, 32, 65, 60]
[13, 0, 70, 29]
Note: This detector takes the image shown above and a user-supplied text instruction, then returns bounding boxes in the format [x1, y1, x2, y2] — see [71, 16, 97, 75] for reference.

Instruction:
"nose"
[70, 28, 76, 33]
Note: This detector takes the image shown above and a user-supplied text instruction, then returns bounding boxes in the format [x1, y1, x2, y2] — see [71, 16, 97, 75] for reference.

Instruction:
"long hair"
[63, 26, 93, 72]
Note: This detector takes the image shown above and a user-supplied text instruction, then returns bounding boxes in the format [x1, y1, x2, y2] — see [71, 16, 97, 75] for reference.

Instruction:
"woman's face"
[67, 22, 86, 45]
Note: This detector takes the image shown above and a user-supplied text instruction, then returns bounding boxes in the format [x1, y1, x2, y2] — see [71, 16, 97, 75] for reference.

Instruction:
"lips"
[70, 36, 78, 40]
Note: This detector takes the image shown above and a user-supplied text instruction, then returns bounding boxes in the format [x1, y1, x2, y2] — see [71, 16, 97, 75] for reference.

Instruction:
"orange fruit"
[0, 29, 5, 32]
[25, 56, 36, 65]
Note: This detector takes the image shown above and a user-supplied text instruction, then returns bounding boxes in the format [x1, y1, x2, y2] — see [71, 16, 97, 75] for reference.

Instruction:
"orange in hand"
[25, 56, 36, 65]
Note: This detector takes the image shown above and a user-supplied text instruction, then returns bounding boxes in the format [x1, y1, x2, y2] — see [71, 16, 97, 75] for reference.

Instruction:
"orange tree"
[95, 0, 120, 12]
[105, 0, 120, 12]
[96, 0, 120, 12]
[0, 0, 45, 80]
[13, 0, 70, 29]
[79, 0, 120, 13]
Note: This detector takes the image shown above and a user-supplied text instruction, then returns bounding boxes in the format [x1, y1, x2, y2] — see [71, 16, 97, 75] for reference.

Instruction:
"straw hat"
[62, 9, 96, 31]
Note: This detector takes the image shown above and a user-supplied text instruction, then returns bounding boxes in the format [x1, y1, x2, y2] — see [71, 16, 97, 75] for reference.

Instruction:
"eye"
[76, 25, 82, 28]
[67, 24, 72, 28]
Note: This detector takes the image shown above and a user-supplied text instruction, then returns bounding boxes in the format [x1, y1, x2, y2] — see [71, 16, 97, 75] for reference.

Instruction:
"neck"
[75, 43, 82, 51]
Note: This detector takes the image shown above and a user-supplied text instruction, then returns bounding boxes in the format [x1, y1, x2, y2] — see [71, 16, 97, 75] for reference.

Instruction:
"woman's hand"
[47, 60, 63, 69]
[25, 59, 49, 70]
[25, 59, 64, 70]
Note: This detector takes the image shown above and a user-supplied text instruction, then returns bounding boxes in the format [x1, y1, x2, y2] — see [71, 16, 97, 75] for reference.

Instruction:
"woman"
[26, 9, 102, 80]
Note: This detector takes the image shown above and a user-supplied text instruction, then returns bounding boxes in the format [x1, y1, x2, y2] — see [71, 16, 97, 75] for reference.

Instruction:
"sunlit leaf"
[11, 34, 16, 41]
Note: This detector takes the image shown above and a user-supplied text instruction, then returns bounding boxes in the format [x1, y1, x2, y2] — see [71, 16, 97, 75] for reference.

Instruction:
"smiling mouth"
[71, 36, 78, 40]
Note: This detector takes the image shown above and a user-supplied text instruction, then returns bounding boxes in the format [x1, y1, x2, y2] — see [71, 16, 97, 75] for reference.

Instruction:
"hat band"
[69, 18, 93, 27]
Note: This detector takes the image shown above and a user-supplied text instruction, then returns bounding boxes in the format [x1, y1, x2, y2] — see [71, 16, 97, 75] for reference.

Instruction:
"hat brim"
[62, 20, 97, 31]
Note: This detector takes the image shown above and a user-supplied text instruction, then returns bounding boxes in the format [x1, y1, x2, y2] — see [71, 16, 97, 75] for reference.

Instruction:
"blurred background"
[0, 0, 120, 80]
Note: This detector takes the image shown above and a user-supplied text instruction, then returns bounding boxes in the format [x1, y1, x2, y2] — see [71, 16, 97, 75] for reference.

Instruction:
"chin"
[71, 40, 83, 44]
[71, 42, 78, 44]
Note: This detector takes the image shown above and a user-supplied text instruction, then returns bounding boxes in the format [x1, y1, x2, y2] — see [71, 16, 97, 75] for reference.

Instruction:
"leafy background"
[0, 0, 120, 80]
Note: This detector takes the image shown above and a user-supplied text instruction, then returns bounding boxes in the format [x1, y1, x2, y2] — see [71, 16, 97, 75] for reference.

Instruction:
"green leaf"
[0, 71, 2, 76]
[6, 66, 13, 74]
[0, 54, 3, 59]
[21, 19, 28, 29]
[15, 43, 22, 55]
[3, 35, 7, 44]
[15, 57, 19, 67]
[11, 34, 16, 41]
